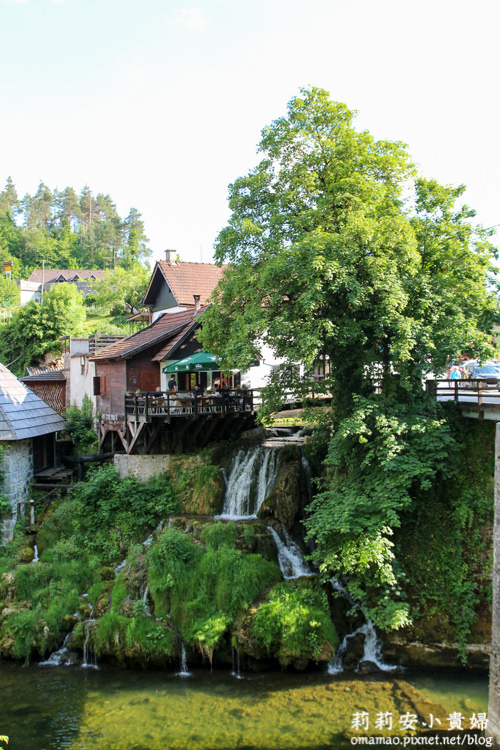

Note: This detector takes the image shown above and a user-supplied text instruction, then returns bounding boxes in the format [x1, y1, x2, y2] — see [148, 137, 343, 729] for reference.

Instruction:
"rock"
[19, 547, 34, 563]
[257, 446, 302, 529]
[357, 659, 381, 675]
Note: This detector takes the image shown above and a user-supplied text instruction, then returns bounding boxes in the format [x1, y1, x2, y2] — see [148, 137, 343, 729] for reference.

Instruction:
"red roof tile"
[143, 261, 226, 308]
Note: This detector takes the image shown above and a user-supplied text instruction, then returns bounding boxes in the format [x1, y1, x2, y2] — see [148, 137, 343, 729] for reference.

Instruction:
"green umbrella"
[162, 352, 220, 373]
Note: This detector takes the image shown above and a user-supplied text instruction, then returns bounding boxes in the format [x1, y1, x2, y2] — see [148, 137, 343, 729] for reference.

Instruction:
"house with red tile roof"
[142, 250, 226, 321]
[89, 305, 249, 454]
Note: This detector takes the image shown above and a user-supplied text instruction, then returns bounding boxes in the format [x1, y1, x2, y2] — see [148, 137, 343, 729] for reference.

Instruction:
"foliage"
[395, 412, 494, 659]
[305, 396, 457, 628]
[0, 177, 151, 273]
[198, 86, 498, 632]
[147, 525, 280, 662]
[86, 263, 150, 316]
[63, 464, 179, 561]
[64, 395, 98, 455]
[0, 283, 86, 375]
[249, 579, 338, 666]
[0, 464, 179, 663]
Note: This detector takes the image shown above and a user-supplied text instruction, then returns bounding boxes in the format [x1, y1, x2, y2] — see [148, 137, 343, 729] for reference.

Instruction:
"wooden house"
[142, 250, 226, 320]
[0, 363, 66, 544]
[90, 306, 253, 455]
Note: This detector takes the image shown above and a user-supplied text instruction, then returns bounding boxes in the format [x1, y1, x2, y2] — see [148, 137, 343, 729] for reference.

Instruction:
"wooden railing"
[426, 378, 500, 415]
[124, 390, 255, 421]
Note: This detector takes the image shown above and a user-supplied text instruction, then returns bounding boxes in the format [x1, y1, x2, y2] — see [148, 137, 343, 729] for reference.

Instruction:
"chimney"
[165, 249, 177, 264]
[194, 295, 201, 311]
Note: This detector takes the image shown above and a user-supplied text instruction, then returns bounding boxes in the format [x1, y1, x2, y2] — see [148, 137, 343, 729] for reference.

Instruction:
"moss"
[167, 454, 225, 515]
[237, 578, 338, 669]
[257, 446, 302, 529]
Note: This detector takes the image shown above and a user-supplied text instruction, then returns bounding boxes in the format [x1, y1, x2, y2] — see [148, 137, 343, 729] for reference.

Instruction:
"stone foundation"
[0, 439, 33, 546]
[114, 454, 172, 481]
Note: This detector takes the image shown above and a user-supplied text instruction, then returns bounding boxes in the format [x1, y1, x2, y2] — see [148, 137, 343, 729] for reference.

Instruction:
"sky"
[0, 0, 498, 265]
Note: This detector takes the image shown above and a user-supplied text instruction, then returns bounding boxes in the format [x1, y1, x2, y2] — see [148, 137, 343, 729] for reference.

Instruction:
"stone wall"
[114, 454, 172, 481]
[0, 439, 33, 545]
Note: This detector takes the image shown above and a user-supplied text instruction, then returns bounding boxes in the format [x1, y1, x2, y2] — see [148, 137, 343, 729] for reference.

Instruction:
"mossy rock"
[257, 447, 302, 529]
[168, 454, 225, 515]
[19, 547, 34, 563]
[101, 566, 116, 581]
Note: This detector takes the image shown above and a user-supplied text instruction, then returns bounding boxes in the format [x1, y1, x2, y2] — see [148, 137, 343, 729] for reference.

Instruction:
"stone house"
[0, 363, 66, 545]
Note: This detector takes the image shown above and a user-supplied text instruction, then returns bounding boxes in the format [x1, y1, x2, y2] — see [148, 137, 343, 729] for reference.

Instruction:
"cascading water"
[328, 622, 397, 674]
[39, 633, 74, 667]
[82, 603, 98, 669]
[219, 446, 280, 519]
[177, 639, 191, 677]
[328, 579, 397, 674]
[268, 526, 312, 579]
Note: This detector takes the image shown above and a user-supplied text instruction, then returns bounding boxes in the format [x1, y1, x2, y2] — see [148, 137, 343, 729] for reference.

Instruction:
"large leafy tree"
[0, 283, 86, 375]
[199, 87, 499, 628]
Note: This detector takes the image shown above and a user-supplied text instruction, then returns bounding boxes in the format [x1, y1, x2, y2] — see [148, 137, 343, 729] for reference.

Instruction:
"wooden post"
[488, 421, 500, 743]
[454, 379, 459, 403]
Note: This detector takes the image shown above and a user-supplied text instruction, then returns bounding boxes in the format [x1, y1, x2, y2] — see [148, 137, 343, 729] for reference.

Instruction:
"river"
[0, 660, 489, 749]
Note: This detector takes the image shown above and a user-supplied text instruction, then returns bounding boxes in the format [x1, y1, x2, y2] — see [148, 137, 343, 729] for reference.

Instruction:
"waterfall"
[328, 579, 397, 674]
[328, 622, 396, 674]
[177, 639, 191, 677]
[231, 647, 242, 679]
[220, 446, 280, 519]
[82, 603, 98, 669]
[33, 545, 39, 562]
[39, 633, 74, 667]
[269, 526, 312, 579]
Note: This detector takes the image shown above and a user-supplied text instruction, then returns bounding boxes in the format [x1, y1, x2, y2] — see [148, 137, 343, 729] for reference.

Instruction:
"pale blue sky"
[0, 0, 498, 264]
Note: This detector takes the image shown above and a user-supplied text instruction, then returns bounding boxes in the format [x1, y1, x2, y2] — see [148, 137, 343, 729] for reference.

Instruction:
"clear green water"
[0, 661, 488, 750]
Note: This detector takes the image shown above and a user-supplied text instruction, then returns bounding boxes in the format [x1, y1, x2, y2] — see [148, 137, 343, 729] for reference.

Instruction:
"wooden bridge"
[426, 378, 500, 421]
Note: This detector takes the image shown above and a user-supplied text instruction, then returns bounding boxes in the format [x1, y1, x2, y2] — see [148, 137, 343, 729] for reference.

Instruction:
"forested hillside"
[0, 177, 151, 277]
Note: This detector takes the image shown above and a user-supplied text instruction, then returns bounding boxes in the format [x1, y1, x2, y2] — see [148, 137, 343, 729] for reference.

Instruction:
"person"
[195, 384, 204, 398]
[450, 366, 461, 380]
[167, 375, 177, 393]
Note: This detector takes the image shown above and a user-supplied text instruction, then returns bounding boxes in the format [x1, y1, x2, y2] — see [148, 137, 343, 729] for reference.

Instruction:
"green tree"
[199, 87, 499, 629]
[121, 208, 150, 267]
[0, 283, 86, 375]
[88, 264, 150, 316]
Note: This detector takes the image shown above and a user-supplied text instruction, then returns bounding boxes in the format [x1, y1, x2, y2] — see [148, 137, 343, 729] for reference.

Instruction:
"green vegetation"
[0, 461, 340, 669]
[147, 523, 280, 664]
[63, 395, 99, 455]
[199, 86, 499, 631]
[0, 177, 150, 276]
[247, 579, 338, 667]
[396, 413, 494, 660]
[0, 283, 87, 375]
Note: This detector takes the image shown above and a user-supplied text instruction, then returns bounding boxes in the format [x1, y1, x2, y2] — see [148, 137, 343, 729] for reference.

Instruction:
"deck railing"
[124, 390, 255, 421]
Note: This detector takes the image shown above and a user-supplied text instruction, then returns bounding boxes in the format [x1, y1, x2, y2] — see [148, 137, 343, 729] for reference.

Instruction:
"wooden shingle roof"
[142, 261, 225, 308]
[0, 363, 66, 441]
[90, 307, 206, 361]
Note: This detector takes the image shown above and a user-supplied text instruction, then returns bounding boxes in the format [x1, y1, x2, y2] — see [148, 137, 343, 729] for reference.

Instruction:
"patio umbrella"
[162, 352, 221, 373]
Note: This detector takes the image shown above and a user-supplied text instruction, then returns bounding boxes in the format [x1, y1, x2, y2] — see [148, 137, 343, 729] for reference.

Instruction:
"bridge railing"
[426, 378, 500, 410]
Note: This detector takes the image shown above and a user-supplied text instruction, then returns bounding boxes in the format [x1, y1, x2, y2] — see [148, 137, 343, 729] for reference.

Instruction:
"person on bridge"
[167, 375, 177, 393]
[450, 366, 461, 380]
